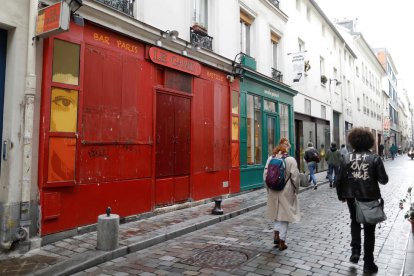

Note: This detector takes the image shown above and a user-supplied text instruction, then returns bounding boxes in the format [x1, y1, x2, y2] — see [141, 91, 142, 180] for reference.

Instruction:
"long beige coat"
[263, 154, 301, 222]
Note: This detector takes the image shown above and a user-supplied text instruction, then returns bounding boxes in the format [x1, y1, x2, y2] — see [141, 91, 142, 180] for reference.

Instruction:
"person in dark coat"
[335, 128, 388, 274]
[325, 142, 341, 188]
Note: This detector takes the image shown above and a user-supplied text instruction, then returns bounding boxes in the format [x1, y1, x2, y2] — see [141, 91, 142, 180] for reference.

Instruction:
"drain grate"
[180, 244, 257, 271]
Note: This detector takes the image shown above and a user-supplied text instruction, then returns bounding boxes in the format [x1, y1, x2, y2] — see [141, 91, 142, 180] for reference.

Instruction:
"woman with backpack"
[263, 138, 300, 251]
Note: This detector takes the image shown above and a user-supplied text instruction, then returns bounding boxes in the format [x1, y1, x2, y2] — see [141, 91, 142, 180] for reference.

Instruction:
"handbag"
[354, 198, 387, 225]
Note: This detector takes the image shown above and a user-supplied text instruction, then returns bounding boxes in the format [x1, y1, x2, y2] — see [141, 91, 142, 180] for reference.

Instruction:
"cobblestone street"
[73, 157, 412, 276]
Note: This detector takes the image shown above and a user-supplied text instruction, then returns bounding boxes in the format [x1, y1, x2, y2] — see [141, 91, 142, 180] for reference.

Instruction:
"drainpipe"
[18, 0, 38, 247]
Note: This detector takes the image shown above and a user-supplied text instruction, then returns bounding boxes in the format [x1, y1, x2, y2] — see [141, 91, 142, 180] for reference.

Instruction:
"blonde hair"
[272, 144, 289, 155]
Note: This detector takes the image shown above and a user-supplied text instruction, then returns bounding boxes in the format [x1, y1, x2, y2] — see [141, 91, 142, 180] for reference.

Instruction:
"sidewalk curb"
[34, 181, 328, 276]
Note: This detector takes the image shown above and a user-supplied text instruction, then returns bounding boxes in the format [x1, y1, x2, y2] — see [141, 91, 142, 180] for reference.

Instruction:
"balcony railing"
[271, 68, 283, 82]
[270, 0, 280, 8]
[95, 0, 134, 16]
[190, 26, 213, 51]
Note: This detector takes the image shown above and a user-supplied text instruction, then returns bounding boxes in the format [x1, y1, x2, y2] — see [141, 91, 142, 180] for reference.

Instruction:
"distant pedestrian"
[340, 144, 348, 158]
[264, 139, 300, 251]
[325, 142, 341, 188]
[390, 143, 398, 160]
[335, 128, 388, 274]
[304, 142, 319, 190]
[378, 144, 384, 160]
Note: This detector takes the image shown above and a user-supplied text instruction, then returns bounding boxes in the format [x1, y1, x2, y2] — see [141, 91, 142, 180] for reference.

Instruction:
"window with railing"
[95, 0, 134, 16]
[190, 26, 213, 51]
[271, 68, 283, 82]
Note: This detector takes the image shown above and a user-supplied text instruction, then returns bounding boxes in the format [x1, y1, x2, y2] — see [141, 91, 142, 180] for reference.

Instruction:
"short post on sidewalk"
[97, 206, 119, 251]
[212, 197, 224, 215]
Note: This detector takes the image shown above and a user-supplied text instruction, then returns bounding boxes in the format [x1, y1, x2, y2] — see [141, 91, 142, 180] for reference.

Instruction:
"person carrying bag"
[335, 128, 388, 274]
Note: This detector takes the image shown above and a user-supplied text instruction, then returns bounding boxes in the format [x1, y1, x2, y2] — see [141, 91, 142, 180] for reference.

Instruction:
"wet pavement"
[0, 156, 413, 275]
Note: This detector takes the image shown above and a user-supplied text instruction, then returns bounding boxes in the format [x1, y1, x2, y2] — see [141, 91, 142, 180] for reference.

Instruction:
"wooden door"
[155, 92, 190, 205]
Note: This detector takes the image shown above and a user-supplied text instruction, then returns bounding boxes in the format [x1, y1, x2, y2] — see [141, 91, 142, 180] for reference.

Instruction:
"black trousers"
[346, 199, 376, 263]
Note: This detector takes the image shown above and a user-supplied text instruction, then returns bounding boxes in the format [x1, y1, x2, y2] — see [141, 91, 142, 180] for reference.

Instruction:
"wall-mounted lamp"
[230, 52, 246, 81]
[155, 29, 179, 47]
[63, 0, 83, 14]
[330, 78, 342, 86]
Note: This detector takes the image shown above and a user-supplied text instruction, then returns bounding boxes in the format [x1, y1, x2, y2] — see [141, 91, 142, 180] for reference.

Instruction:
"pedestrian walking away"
[325, 141, 342, 188]
[263, 138, 300, 251]
[335, 127, 389, 274]
[304, 142, 320, 190]
[378, 143, 385, 160]
[340, 143, 348, 157]
[390, 143, 398, 160]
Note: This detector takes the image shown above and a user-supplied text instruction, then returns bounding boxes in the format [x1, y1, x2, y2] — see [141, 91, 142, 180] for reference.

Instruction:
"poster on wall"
[291, 52, 305, 86]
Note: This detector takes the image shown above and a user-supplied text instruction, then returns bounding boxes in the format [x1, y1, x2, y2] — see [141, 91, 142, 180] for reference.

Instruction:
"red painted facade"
[39, 22, 240, 236]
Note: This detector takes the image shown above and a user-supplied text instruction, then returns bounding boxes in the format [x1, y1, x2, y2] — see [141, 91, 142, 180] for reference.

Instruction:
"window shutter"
[240, 10, 253, 25]
[271, 32, 280, 43]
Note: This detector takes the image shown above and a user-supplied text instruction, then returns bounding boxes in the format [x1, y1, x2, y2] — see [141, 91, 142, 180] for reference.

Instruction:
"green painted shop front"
[239, 70, 297, 191]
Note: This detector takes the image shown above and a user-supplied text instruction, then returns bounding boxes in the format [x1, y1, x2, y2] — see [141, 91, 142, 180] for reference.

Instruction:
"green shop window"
[246, 94, 262, 165]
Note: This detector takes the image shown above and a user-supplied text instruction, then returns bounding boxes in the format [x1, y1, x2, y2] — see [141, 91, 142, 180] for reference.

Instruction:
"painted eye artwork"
[50, 87, 78, 132]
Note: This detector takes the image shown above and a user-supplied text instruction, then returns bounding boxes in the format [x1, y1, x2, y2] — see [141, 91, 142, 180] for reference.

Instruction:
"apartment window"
[246, 94, 262, 165]
[356, 66, 359, 77]
[298, 38, 305, 52]
[305, 99, 311, 115]
[321, 24, 325, 37]
[296, 0, 301, 11]
[306, 6, 311, 22]
[240, 10, 253, 55]
[321, 105, 326, 119]
[271, 32, 280, 69]
[343, 51, 347, 62]
[357, 98, 360, 111]
[333, 37, 337, 49]
[320, 56, 325, 82]
[193, 0, 208, 28]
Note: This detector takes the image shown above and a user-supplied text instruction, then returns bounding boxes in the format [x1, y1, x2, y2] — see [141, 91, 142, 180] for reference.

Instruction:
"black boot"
[349, 248, 360, 264]
[273, 231, 280, 245]
[363, 262, 378, 274]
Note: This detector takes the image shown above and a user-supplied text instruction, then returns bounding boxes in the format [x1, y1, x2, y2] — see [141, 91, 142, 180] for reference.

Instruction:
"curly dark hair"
[348, 127, 374, 151]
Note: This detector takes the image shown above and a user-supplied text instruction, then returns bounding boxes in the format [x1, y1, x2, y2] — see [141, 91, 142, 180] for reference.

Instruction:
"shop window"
[231, 90, 239, 141]
[247, 94, 262, 165]
[279, 103, 289, 140]
[231, 90, 239, 115]
[264, 100, 276, 113]
[50, 87, 78, 132]
[48, 137, 76, 182]
[165, 69, 192, 93]
[52, 39, 80, 85]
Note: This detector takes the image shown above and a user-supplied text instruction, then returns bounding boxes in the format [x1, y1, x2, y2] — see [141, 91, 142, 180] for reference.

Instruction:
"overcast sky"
[314, 0, 413, 101]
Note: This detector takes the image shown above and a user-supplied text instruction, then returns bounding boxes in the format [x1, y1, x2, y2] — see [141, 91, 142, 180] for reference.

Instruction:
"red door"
[155, 92, 190, 205]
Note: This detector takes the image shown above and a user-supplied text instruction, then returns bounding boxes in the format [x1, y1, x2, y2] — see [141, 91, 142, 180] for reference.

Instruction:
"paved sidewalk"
[0, 172, 328, 276]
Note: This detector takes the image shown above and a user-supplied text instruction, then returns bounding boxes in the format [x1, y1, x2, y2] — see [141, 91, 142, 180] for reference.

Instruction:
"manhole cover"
[180, 244, 257, 271]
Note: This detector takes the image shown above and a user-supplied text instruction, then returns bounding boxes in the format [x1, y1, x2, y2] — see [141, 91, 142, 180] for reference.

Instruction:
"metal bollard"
[97, 206, 119, 251]
[211, 198, 224, 215]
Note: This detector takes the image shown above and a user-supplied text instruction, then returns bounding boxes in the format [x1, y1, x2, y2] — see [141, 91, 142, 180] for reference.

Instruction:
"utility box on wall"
[241, 54, 256, 70]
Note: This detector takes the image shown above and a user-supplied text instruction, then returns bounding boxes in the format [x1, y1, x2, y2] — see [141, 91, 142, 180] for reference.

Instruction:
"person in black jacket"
[335, 128, 388, 274]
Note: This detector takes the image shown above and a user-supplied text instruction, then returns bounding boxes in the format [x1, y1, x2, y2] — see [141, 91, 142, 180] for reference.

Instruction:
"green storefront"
[239, 65, 297, 191]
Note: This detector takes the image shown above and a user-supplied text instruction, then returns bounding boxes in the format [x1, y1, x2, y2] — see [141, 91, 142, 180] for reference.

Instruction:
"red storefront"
[39, 21, 240, 236]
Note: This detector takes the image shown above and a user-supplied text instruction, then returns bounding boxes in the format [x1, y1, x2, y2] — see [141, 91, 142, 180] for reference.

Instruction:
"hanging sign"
[36, 2, 70, 38]
[149, 47, 201, 76]
[291, 52, 305, 85]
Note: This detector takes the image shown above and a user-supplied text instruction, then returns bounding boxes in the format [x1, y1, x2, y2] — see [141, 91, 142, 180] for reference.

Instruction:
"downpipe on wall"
[0, 0, 38, 252]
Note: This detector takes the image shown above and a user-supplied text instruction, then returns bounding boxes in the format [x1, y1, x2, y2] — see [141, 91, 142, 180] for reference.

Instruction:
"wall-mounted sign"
[36, 2, 70, 38]
[149, 47, 201, 76]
